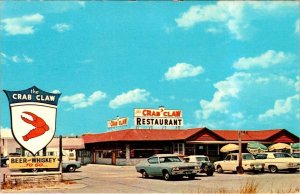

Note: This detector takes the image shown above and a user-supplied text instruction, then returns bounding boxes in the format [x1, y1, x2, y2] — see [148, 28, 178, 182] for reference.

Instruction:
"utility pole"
[59, 135, 63, 181]
[237, 130, 244, 174]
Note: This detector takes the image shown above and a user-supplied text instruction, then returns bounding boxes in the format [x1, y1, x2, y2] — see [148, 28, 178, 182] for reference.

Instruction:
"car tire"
[288, 169, 297, 173]
[269, 165, 278, 173]
[188, 174, 196, 180]
[206, 170, 214, 176]
[163, 171, 171, 181]
[217, 166, 223, 174]
[67, 165, 76, 172]
[141, 170, 149, 178]
[236, 166, 244, 174]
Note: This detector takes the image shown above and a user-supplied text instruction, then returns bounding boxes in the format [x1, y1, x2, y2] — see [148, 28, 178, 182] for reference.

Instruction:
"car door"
[229, 155, 238, 171]
[146, 157, 160, 176]
[222, 155, 232, 171]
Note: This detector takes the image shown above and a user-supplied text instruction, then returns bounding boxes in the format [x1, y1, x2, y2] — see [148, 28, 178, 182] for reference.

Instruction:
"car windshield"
[242, 154, 255, 160]
[159, 156, 182, 163]
[196, 157, 209, 162]
[274, 153, 292, 158]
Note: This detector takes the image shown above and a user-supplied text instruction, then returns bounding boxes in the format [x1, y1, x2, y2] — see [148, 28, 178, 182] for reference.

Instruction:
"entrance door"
[112, 151, 116, 165]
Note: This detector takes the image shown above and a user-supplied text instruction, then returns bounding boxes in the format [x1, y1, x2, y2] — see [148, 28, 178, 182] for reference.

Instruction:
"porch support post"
[126, 144, 130, 165]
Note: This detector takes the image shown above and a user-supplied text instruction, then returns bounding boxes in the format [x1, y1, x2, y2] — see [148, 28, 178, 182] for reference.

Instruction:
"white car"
[183, 155, 214, 176]
[214, 153, 264, 174]
[255, 152, 300, 173]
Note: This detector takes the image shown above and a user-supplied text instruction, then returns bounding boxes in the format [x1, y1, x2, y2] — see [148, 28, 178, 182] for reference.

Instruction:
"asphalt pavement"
[1, 164, 300, 193]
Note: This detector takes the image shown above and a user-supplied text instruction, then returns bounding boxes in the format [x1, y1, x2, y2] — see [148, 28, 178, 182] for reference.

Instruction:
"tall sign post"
[3, 86, 61, 170]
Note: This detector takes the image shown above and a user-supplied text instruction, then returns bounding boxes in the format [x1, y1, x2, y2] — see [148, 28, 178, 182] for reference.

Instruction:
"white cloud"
[175, 2, 246, 39]
[2, 13, 44, 35]
[198, 72, 251, 119]
[258, 94, 299, 121]
[52, 23, 71, 33]
[296, 19, 300, 33]
[78, 2, 86, 7]
[232, 112, 244, 119]
[195, 72, 300, 127]
[1, 52, 34, 64]
[206, 27, 221, 34]
[259, 75, 300, 121]
[60, 91, 107, 109]
[233, 50, 292, 70]
[52, 90, 61, 94]
[164, 63, 204, 81]
[109, 89, 150, 109]
[23, 55, 33, 63]
[175, 1, 296, 40]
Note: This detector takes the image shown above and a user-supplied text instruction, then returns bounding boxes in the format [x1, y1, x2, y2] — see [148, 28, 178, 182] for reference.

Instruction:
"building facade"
[82, 128, 299, 165]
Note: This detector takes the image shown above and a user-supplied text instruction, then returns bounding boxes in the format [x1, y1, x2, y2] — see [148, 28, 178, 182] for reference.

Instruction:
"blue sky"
[1, 1, 299, 136]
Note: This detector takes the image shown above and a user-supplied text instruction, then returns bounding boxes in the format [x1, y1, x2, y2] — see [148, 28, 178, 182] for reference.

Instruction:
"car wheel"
[141, 170, 149, 178]
[163, 171, 171, 181]
[188, 174, 196, 180]
[32, 168, 39, 173]
[67, 165, 76, 172]
[269, 165, 278, 173]
[288, 169, 297, 173]
[206, 170, 214, 176]
[236, 166, 244, 174]
[217, 166, 223, 174]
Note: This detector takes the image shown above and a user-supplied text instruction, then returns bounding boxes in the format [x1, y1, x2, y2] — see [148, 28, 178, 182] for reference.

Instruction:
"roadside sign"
[3, 86, 61, 155]
[9, 156, 59, 169]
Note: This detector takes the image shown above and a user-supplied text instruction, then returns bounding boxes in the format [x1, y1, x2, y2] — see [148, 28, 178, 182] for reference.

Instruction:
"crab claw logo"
[4, 86, 61, 155]
[21, 112, 49, 141]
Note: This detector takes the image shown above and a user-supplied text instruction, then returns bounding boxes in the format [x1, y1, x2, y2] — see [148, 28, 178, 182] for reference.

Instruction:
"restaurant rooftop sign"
[107, 116, 128, 128]
[134, 106, 183, 127]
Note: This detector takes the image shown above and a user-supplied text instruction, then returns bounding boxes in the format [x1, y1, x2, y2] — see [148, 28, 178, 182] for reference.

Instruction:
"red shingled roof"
[212, 129, 283, 141]
[82, 128, 205, 144]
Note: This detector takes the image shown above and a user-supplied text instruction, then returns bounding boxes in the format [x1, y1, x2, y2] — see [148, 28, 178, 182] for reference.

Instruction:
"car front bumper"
[171, 169, 199, 175]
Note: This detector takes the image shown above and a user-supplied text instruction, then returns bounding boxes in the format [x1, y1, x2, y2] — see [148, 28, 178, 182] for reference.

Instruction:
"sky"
[1, 1, 299, 137]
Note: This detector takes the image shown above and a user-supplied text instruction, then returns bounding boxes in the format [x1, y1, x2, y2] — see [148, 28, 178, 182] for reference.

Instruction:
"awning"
[247, 142, 268, 154]
[268, 143, 291, 151]
[247, 142, 268, 150]
[291, 143, 300, 150]
[220, 144, 239, 153]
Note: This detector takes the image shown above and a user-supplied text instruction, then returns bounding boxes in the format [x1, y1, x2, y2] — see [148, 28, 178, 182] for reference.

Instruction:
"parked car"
[1, 156, 9, 167]
[183, 155, 214, 176]
[255, 152, 300, 173]
[135, 154, 200, 180]
[62, 160, 81, 172]
[214, 153, 265, 174]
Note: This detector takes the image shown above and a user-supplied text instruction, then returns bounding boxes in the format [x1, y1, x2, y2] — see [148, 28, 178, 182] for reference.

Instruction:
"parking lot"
[2, 164, 300, 193]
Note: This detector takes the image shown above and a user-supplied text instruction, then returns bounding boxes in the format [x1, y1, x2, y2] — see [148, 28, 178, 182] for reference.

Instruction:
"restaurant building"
[81, 127, 299, 165]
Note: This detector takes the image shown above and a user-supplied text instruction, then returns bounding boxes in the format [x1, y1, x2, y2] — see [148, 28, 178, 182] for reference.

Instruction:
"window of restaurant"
[98, 150, 126, 158]
[174, 143, 184, 156]
[185, 144, 195, 156]
[78, 150, 91, 157]
[207, 144, 219, 156]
